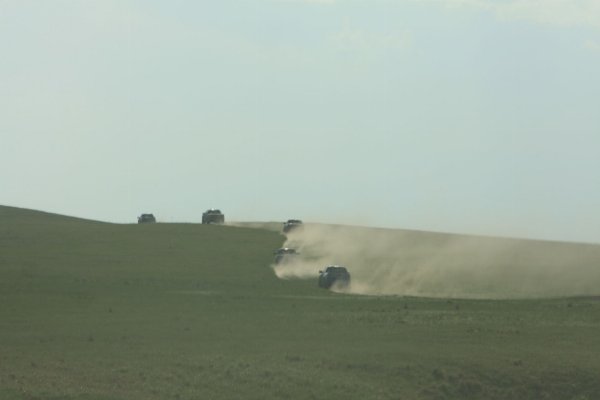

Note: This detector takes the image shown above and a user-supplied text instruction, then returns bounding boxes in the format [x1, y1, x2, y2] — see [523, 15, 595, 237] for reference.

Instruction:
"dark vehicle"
[137, 214, 156, 224]
[273, 247, 299, 264]
[318, 265, 351, 289]
[202, 209, 225, 224]
[283, 219, 303, 233]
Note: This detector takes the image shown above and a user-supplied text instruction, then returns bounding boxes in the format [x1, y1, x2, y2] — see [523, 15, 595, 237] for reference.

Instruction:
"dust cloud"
[272, 224, 600, 299]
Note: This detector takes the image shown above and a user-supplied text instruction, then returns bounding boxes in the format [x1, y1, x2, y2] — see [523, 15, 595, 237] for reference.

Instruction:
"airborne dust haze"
[272, 224, 600, 299]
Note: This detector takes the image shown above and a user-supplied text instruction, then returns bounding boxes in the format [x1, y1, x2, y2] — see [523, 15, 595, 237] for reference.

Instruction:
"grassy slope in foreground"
[1, 205, 600, 400]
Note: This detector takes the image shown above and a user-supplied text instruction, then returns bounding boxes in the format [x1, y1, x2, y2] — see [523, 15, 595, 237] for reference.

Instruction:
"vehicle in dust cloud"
[137, 214, 156, 224]
[318, 265, 351, 289]
[273, 247, 299, 264]
[282, 219, 303, 233]
[202, 209, 225, 224]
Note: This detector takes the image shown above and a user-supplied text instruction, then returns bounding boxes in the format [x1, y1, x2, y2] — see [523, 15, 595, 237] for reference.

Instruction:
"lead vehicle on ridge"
[137, 214, 156, 224]
[202, 209, 225, 224]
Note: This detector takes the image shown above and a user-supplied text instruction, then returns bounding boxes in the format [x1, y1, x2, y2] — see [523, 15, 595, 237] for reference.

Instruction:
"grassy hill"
[1, 205, 600, 400]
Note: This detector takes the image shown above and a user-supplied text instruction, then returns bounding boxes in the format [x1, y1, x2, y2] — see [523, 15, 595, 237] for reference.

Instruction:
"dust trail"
[272, 256, 321, 280]
[272, 223, 600, 299]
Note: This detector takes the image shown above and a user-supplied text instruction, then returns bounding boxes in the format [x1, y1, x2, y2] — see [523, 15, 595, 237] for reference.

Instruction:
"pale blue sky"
[1, 0, 599, 242]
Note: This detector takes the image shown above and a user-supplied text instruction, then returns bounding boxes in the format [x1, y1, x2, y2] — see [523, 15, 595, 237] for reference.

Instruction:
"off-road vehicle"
[282, 219, 303, 233]
[202, 209, 225, 224]
[137, 214, 156, 224]
[273, 247, 299, 264]
[318, 265, 351, 289]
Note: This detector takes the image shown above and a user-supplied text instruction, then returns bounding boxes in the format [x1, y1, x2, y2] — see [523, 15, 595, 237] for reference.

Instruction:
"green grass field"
[1, 205, 600, 399]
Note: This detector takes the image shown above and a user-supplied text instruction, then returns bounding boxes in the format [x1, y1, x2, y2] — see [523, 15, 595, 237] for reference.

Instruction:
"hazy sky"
[2, 0, 599, 242]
